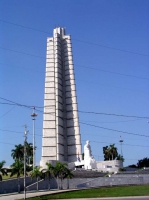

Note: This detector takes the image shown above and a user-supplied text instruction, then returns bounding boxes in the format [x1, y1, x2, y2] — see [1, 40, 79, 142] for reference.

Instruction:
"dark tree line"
[128, 157, 149, 168]
[11, 142, 34, 164]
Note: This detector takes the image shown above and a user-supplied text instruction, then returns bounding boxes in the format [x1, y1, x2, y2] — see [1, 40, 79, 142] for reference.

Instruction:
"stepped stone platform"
[115, 169, 149, 175]
[72, 170, 107, 178]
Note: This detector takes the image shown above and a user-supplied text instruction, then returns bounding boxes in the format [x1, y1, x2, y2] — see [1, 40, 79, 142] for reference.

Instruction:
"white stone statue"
[84, 140, 97, 170]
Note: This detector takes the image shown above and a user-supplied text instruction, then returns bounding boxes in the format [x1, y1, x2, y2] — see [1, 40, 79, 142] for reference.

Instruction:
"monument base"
[40, 158, 58, 168]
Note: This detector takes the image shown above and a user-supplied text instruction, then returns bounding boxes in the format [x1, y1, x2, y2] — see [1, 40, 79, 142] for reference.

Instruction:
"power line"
[84, 140, 149, 148]
[77, 79, 148, 94]
[0, 141, 15, 146]
[1, 97, 149, 119]
[79, 111, 149, 119]
[73, 39, 149, 57]
[0, 57, 148, 82]
[0, 102, 16, 106]
[1, 19, 148, 57]
[80, 122, 149, 138]
[1, 100, 148, 120]
[0, 106, 16, 118]
[0, 47, 45, 59]
[0, 141, 41, 150]
[80, 119, 143, 124]
[82, 132, 148, 142]
[1, 129, 148, 148]
[1, 97, 149, 138]
[0, 62, 148, 94]
[0, 62, 43, 73]
[0, 128, 42, 137]
[0, 19, 51, 34]
[75, 65, 149, 81]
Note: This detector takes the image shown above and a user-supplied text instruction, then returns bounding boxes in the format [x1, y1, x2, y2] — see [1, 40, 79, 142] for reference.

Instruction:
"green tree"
[42, 163, 54, 190]
[103, 144, 118, 161]
[10, 160, 24, 193]
[103, 146, 109, 160]
[116, 154, 125, 162]
[105, 147, 112, 160]
[0, 160, 8, 181]
[30, 167, 43, 191]
[63, 168, 74, 189]
[25, 142, 33, 165]
[137, 157, 149, 168]
[11, 142, 34, 165]
[11, 144, 24, 162]
[109, 144, 118, 160]
[53, 162, 68, 189]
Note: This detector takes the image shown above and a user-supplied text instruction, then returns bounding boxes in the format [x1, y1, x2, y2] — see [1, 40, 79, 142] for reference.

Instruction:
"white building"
[40, 27, 82, 167]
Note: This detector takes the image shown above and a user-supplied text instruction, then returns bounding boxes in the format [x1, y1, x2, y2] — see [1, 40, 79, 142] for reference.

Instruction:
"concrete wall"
[0, 174, 149, 194]
[0, 177, 57, 194]
[96, 160, 123, 172]
[76, 174, 149, 188]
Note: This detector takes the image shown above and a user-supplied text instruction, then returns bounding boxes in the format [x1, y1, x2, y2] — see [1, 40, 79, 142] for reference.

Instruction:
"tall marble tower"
[40, 27, 82, 167]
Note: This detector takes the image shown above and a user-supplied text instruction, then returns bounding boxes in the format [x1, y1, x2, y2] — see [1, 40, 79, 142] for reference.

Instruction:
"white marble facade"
[40, 28, 82, 167]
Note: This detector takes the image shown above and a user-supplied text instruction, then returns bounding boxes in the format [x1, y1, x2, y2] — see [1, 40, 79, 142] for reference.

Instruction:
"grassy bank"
[23, 185, 149, 199]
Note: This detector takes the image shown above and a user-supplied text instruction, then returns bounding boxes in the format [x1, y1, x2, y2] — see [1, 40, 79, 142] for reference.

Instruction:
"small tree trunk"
[48, 177, 50, 190]
[18, 177, 20, 193]
[57, 177, 59, 189]
[61, 178, 63, 190]
[67, 178, 69, 189]
[37, 177, 39, 191]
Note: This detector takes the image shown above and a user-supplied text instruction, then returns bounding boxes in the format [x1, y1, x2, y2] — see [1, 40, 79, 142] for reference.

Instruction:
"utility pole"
[24, 125, 28, 200]
[31, 107, 37, 170]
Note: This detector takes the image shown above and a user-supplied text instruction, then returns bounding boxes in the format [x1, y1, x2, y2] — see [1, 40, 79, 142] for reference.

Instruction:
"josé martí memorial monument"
[40, 27, 122, 172]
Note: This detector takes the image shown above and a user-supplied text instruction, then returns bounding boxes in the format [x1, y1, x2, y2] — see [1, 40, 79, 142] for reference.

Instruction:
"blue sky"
[0, 0, 149, 167]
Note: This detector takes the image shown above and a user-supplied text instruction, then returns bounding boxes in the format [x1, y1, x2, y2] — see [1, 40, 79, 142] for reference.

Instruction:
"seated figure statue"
[84, 140, 97, 170]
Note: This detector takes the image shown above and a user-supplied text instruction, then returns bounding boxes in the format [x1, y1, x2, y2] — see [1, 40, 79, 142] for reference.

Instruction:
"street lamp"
[24, 125, 28, 200]
[31, 107, 37, 170]
[119, 136, 123, 157]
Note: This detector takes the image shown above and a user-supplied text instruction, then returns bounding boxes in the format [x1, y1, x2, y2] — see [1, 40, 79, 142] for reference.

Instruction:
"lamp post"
[24, 125, 28, 200]
[31, 107, 37, 170]
[119, 136, 123, 157]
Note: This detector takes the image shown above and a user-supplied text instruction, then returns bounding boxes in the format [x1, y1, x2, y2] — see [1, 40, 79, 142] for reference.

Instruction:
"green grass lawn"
[22, 185, 149, 199]
[2, 173, 23, 180]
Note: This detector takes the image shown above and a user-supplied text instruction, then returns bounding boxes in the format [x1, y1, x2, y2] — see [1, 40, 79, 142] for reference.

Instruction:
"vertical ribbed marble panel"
[40, 27, 82, 167]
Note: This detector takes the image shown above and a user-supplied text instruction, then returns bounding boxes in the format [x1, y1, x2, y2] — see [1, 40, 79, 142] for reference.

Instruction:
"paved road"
[0, 190, 149, 200]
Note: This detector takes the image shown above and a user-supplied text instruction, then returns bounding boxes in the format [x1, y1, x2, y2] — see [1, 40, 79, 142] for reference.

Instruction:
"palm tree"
[11, 144, 24, 162]
[10, 159, 24, 193]
[52, 162, 68, 189]
[103, 146, 110, 160]
[30, 166, 43, 191]
[105, 148, 112, 160]
[41, 162, 54, 190]
[56, 162, 68, 189]
[63, 168, 74, 189]
[0, 160, 8, 181]
[25, 142, 33, 165]
[109, 144, 118, 160]
[103, 144, 118, 160]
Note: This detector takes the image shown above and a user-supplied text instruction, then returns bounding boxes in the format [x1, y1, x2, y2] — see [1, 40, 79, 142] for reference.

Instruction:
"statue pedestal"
[84, 157, 97, 170]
